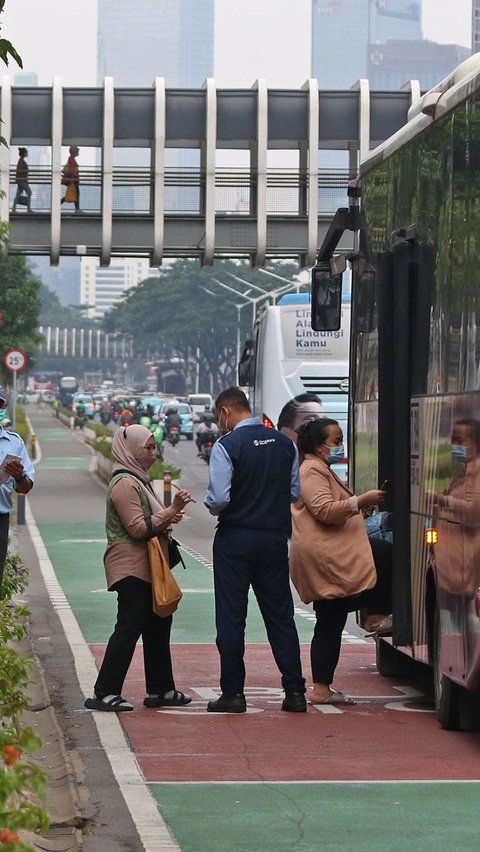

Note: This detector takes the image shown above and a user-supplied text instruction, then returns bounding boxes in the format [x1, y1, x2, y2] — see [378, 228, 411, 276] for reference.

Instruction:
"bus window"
[354, 267, 376, 333]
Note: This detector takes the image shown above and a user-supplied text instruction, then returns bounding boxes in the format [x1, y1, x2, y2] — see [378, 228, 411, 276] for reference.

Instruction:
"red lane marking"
[89, 644, 480, 782]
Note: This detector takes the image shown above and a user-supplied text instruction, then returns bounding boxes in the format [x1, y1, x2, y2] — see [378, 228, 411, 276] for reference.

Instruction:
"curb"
[15, 630, 84, 851]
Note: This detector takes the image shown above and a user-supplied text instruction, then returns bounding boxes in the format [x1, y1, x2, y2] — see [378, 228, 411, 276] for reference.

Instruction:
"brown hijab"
[111, 424, 153, 485]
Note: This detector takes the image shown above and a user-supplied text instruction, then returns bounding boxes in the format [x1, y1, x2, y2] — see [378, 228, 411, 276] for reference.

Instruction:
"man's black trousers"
[212, 526, 305, 697]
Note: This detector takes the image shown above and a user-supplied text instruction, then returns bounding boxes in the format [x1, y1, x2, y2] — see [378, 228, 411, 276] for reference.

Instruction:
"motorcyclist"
[164, 406, 181, 439]
[196, 411, 219, 454]
[75, 400, 86, 428]
[120, 404, 135, 426]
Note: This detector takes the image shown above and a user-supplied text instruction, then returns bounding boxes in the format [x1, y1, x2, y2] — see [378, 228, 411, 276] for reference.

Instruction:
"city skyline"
[3, 0, 473, 88]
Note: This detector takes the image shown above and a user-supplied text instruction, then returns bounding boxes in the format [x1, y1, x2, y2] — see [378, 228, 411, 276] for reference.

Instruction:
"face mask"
[322, 443, 345, 465]
[137, 448, 155, 470]
[0, 409, 7, 424]
[451, 444, 469, 462]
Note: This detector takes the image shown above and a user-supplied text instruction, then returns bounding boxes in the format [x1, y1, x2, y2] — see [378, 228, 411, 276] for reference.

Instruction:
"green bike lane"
[28, 412, 480, 852]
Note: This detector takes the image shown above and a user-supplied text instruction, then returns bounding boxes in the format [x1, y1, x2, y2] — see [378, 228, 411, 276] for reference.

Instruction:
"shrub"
[9, 407, 28, 445]
[0, 553, 50, 849]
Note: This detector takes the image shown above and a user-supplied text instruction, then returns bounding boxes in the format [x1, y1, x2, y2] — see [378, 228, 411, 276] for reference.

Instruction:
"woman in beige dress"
[85, 424, 193, 712]
[290, 418, 386, 705]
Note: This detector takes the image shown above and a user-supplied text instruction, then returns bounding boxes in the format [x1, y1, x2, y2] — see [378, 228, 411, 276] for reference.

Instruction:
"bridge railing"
[11, 166, 349, 216]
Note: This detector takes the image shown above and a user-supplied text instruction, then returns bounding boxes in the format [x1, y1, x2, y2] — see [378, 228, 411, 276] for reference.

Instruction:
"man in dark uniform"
[204, 387, 306, 713]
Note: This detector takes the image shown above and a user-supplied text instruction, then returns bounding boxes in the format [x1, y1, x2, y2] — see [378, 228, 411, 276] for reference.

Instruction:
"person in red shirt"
[12, 147, 32, 213]
[61, 144, 83, 213]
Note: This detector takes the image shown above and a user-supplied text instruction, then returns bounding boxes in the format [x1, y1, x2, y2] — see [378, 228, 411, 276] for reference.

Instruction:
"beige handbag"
[148, 535, 182, 617]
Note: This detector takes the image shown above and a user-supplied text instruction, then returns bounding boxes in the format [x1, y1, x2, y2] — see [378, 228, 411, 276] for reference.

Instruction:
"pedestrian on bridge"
[84, 424, 193, 712]
[0, 386, 34, 596]
[61, 145, 83, 214]
[12, 147, 33, 214]
[204, 387, 306, 714]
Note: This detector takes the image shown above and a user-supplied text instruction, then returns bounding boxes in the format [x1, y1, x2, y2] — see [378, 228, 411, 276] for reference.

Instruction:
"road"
[16, 408, 480, 852]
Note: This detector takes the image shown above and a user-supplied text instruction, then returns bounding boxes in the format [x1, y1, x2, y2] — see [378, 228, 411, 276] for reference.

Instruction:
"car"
[157, 400, 194, 439]
[71, 393, 95, 420]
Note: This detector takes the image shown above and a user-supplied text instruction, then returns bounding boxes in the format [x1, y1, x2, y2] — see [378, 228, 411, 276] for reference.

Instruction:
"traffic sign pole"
[4, 348, 27, 432]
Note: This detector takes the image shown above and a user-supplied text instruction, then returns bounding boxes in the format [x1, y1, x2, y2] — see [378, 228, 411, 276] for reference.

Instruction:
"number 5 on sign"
[4, 349, 26, 372]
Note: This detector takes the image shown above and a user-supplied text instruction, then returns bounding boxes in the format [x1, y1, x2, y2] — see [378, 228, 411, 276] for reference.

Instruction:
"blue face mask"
[323, 443, 345, 465]
[451, 444, 469, 462]
[0, 409, 7, 424]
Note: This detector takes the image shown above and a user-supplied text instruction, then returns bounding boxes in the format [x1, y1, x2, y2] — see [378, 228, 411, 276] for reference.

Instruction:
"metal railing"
[10, 166, 350, 216]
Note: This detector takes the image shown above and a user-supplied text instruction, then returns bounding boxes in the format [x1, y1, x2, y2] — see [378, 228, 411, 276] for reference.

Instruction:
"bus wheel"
[433, 606, 460, 730]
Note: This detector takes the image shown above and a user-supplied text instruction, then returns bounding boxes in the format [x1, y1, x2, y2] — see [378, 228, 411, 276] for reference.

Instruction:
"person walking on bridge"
[204, 387, 306, 713]
[61, 145, 83, 214]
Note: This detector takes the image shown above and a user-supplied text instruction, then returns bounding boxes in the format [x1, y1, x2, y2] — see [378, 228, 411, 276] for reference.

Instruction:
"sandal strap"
[102, 694, 131, 708]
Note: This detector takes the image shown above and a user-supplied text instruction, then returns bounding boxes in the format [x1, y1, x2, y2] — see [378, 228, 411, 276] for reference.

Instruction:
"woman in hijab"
[85, 424, 193, 712]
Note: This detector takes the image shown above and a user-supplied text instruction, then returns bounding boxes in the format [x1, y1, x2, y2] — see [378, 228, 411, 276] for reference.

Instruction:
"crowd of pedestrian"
[76, 384, 392, 714]
[0, 378, 392, 714]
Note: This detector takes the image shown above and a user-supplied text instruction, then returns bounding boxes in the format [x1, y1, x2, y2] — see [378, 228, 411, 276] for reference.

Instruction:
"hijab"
[111, 424, 153, 485]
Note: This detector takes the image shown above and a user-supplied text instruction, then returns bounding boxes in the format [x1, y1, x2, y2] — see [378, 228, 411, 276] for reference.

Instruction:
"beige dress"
[289, 454, 376, 603]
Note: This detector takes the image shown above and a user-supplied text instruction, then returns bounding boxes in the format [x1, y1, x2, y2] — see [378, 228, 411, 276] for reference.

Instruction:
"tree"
[0, 257, 42, 385]
[103, 258, 303, 392]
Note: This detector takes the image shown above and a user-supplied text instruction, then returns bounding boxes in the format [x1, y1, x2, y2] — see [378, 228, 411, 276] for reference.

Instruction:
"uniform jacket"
[289, 454, 376, 603]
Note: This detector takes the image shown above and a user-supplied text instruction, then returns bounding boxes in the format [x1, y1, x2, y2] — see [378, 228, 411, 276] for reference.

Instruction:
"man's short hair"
[215, 387, 251, 412]
[277, 393, 322, 430]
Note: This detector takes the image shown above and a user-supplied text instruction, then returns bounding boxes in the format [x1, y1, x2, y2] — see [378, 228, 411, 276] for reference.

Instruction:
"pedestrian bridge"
[0, 76, 421, 266]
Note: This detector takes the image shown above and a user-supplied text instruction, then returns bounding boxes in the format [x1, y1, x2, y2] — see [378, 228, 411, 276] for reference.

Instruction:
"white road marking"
[26, 502, 180, 852]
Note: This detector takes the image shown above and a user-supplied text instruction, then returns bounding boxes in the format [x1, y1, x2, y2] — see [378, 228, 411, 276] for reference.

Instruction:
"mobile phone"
[380, 479, 392, 491]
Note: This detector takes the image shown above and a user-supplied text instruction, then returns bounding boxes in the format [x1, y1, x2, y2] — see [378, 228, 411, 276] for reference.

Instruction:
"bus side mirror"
[238, 339, 255, 386]
[311, 265, 343, 331]
[354, 266, 376, 332]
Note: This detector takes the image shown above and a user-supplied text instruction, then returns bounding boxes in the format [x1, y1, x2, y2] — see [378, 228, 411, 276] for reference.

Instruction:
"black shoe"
[282, 692, 307, 713]
[207, 693, 246, 713]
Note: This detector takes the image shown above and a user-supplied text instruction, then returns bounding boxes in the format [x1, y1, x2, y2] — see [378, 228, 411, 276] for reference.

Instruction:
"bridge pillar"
[201, 77, 217, 266]
[251, 78, 267, 268]
[50, 76, 63, 266]
[101, 77, 114, 266]
[152, 78, 166, 267]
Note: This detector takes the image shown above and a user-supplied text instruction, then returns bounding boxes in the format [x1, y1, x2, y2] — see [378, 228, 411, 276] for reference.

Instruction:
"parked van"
[187, 393, 213, 421]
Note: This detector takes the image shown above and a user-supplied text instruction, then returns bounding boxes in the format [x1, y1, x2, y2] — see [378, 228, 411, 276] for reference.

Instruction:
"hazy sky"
[2, 0, 473, 87]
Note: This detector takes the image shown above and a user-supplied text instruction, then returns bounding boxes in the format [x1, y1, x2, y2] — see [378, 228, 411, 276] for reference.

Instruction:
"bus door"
[376, 237, 436, 651]
[376, 240, 417, 648]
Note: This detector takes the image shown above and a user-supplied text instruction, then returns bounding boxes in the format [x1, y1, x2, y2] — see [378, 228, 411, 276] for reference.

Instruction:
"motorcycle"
[74, 411, 86, 430]
[167, 425, 180, 446]
[198, 429, 217, 464]
[100, 410, 111, 426]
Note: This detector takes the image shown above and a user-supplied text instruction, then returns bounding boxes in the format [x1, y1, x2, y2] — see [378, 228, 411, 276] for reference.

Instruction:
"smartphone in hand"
[380, 479, 392, 492]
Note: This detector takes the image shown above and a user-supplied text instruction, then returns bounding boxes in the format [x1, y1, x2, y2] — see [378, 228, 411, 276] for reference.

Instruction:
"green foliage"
[0, 604, 50, 850]
[86, 422, 113, 439]
[0, 259, 42, 387]
[102, 258, 303, 392]
[0, 2, 22, 71]
[1, 546, 28, 602]
[9, 406, 28, 445]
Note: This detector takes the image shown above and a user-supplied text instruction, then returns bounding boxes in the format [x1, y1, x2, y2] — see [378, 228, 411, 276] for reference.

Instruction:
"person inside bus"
[289, 418, 387, 705]
[277, 393, 324, 444]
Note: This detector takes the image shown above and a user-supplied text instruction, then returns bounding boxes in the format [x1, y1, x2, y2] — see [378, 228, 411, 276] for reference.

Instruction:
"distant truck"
[187, 393, 213, 422]
[58, 376, 79, 406]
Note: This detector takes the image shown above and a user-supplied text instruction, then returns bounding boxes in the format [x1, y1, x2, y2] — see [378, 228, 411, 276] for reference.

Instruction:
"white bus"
[238, 292, 350, 473]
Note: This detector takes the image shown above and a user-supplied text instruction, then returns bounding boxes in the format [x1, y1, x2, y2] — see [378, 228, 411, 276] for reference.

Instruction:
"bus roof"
[277, 293, 351, 305]
[361, 53, 480, 176]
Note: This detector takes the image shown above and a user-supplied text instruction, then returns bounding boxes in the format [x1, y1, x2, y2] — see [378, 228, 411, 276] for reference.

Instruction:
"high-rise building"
[97, 0, 214, 87]
[473, 0, 480, 53]
[94, 1, 214, 313]
[80, 257, 156, 318]
[312, 0, 422, 88]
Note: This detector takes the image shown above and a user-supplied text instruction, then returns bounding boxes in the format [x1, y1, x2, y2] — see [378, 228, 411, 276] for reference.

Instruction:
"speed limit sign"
[4, 348, 26, 372]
